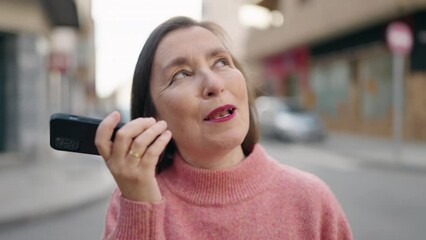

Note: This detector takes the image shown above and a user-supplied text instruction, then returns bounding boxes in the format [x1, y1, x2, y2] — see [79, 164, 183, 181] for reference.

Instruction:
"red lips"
[204, 104, 236, 122]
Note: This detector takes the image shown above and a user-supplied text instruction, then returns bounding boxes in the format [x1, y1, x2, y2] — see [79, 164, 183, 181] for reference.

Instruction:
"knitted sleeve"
[101, 188, 166, 240]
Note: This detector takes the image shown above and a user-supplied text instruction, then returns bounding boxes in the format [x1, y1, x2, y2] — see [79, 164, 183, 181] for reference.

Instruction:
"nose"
[201, 71, 224, 98]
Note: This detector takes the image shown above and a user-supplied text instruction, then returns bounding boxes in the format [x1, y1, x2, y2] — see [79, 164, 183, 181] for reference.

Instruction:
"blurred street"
[0, 197, 109, 240]
[1, 0, 426, 239]
[0, 152, 115, 240]
[0, 133, 425, 240]
[262, 136, 426, 240]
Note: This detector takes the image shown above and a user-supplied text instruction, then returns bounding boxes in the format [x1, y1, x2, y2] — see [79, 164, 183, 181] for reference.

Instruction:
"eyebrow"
[162, 57, 188, 73]
[207, 47, 229, 59]
[161, 47, 230, 73]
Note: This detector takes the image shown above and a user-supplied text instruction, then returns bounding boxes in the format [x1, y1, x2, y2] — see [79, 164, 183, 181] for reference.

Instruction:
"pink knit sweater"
[102, 144, 352, 239]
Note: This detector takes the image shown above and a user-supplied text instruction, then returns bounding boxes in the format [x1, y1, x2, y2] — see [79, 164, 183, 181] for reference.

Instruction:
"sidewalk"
[316, 132, 426, 170]
[0, 152, 115, 226]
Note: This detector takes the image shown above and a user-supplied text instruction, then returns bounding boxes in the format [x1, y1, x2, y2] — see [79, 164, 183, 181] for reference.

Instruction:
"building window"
[311, 60, 350, 116]
[359, 53, 392, 119]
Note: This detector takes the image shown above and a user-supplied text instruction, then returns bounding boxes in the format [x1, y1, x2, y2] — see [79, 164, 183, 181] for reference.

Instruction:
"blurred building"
[203, 0, 250, 59]
[0, 0, 97, 162]
[204, 0, 426, 141]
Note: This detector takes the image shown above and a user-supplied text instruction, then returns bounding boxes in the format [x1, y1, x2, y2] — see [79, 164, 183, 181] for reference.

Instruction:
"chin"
[208, 130, 247, 151]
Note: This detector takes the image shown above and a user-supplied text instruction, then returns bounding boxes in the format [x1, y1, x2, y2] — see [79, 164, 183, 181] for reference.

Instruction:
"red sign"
[386, 21, 413, 55]
[49, 52, 68, 73]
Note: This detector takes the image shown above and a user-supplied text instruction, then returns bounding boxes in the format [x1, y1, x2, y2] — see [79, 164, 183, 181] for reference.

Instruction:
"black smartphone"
[50, 113, 124, 155]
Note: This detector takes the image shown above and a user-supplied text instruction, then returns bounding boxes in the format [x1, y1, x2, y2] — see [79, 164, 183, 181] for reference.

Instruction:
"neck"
[177, 146, 245, 170]
[159, 144, 278, 205]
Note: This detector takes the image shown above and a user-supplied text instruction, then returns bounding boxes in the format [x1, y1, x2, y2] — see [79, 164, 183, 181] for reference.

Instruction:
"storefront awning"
[40, 0, 79, 28]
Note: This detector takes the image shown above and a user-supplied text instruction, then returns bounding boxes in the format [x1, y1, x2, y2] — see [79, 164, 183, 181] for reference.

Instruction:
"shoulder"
[266, 154, 339, 205]
[249, 144, 332, 195]
[268, 156, 352, 228]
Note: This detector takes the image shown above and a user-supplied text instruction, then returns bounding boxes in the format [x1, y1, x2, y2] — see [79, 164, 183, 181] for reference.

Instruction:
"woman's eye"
[215, 58, 229, 68]
[172, 70, 190, 82]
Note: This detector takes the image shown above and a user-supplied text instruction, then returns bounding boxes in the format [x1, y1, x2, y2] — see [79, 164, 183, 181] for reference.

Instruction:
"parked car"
[255, 96, 326, 142]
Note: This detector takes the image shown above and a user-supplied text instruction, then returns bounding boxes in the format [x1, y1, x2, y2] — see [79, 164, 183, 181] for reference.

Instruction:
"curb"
[313, 146, 426, 174]
[0, 180, 114, 227]
[0, 158, 115, 227]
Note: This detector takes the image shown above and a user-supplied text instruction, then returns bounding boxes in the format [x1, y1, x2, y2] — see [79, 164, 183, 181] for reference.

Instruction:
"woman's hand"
[95, 111, 172, 202]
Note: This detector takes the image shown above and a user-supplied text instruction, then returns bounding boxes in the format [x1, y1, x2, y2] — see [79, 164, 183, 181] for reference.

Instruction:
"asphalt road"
[1, 138, 425, 240]
[0, 196, 110, 240]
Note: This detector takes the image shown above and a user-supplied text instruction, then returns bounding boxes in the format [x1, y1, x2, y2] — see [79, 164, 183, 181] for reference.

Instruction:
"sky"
[92, 0, 202, 100]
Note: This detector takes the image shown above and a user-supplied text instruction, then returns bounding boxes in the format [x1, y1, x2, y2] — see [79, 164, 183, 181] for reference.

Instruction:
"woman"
[96, 16, 352, 240]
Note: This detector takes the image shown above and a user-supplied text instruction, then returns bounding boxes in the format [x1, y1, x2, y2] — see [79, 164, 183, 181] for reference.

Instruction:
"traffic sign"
[386, 21, 413, 55]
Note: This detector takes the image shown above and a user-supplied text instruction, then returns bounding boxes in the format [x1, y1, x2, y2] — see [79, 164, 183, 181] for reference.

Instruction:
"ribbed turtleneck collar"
[159, 144, 279, 206]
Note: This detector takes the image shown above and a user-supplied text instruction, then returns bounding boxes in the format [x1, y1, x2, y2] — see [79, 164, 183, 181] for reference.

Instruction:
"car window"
[280, 101, 306, 113]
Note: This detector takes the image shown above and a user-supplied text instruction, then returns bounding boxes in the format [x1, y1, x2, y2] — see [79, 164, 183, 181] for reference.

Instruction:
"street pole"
[386, 21, 413, 166]
[392, 53, 404, 164]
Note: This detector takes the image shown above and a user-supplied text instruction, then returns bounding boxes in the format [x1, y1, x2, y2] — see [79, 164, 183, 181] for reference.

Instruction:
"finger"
[129, 120, 168, 158]
[140, 130, 172, 170]
[95, 111, 121, 160]
[112, 117, 156, 161]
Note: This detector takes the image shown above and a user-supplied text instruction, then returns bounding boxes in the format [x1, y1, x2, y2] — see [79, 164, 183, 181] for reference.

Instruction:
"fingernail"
[109, 111, 117, 120]
[158, 120, 167, 127]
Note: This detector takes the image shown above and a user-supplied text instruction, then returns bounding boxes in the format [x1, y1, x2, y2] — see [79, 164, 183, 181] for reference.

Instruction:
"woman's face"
[150, 26, 250, 163]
